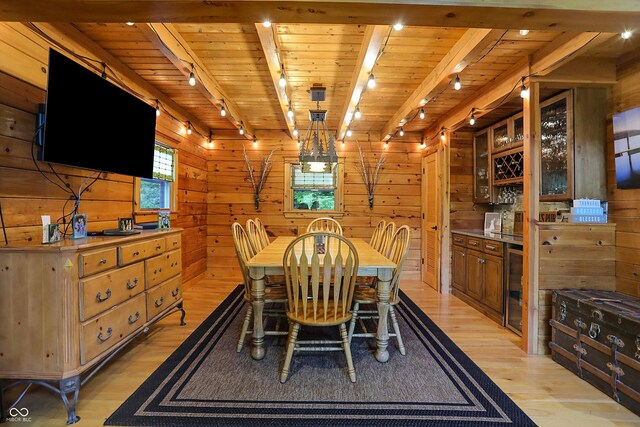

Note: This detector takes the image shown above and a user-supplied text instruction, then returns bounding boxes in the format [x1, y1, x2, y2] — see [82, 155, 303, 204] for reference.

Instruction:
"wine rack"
[493, 148, 524, 185]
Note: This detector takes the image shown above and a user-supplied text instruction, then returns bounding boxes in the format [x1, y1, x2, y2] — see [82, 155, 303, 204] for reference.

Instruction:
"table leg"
[375, 268, 393, 363]
[249, 266, 266, 360]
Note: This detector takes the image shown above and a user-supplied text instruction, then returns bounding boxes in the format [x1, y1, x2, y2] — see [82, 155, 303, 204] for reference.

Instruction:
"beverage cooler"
[505, 247, 523, 335]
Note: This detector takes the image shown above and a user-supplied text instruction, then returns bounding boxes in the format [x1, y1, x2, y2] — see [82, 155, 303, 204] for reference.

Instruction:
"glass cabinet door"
[492, 122, 509, 151]
[474, 131, 490, 202]
[540, 93, 572, 200]
[513, 115, 524, 144]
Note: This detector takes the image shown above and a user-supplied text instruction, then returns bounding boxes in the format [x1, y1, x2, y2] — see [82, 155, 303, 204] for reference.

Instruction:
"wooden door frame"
[421, 136, 450, 293]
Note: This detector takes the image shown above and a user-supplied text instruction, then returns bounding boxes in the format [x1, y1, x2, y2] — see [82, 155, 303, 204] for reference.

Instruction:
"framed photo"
[118, 217, 134, 232]
[158, 211, 171, 230]
[47, 222, 62, 243]
[484, 212, 502, 233]
[72, 213, 87, 239]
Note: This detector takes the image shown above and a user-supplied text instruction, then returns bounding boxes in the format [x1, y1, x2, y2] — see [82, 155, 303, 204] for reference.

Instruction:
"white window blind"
[291, 164, 336, 189]
[153, 144, 175, 181]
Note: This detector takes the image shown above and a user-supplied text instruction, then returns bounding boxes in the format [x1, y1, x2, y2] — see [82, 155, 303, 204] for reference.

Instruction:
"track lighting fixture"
[262, 21, 272, 28]
[519, 29, 529, 36]
[621, 30, 633, 39]
[187, 122, 192, 135]
[399, 127, 404, 137]
[293, 127, 299, 137]
[419, 108, 425, 120]
[346, 127, 353, 137]
[469, 110, 476, 126]
[253, 138, 258, 148]
[393, 23, 404, 31]
[287, 105, 294, 118]
[454, 75, 461, 91]
[419, 138, 426, 149]
[208, 130, 214, 149]
[354, 106, 362, 120]
[384, 141, 389, 150]
[440, 129, 446, 140]
[239, 124, 244, 135]
[188, 65, 196, 86]
[367, 73, 376, 89]
[220, 104, 226, 117]
[279, 69, 286, 88]
[520, 78, 529, 99]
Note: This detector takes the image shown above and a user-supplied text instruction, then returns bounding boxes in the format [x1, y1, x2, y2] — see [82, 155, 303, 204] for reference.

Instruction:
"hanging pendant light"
[298, 85, 338, 173]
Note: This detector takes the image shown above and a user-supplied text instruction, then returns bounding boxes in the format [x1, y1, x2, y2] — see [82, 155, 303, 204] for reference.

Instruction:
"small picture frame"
[47, 222, 62, 243]
[118, 217, 134, 232]
[158, 211, 171, 230]
[72, 213, 87, 239]
[484, 212, 502, 233]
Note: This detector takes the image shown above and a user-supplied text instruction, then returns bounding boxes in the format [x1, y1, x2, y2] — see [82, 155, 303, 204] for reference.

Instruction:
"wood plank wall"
[608, 60, 640, 297]
[207, 134, 423, 283]
[0, 74, 209, 282]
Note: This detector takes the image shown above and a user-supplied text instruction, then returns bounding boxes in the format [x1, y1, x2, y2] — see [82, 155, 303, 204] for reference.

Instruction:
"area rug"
[105, 285, 536, 426]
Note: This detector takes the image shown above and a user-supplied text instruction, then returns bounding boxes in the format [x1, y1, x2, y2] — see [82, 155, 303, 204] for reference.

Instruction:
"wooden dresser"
[0, 229, 185, 424]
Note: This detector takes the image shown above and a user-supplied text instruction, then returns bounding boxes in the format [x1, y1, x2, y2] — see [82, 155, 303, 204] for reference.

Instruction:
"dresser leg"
[59, 376, 80, 425]
[178, 301, 186, 326]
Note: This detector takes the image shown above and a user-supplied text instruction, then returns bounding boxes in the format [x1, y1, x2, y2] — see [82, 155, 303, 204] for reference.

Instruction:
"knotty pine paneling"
[0, 70, 208, 282]
[207, 134, 423, 282]
[608, 61, 640, 297]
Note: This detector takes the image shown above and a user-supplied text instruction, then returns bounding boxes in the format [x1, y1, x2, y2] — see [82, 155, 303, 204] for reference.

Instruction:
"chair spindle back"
[306, 217, 343, 235]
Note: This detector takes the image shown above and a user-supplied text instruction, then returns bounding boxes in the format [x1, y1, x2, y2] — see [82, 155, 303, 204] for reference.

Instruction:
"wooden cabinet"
[0, 229, 185, 423]
[451, 232, 510, 325]
[473, 129, 491, 203]
[540, 91, 573, 201]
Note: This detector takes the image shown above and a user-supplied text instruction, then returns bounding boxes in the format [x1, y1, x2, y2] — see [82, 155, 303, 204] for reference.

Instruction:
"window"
[134, 143, 178, 213]
[284, 157, 344, 217]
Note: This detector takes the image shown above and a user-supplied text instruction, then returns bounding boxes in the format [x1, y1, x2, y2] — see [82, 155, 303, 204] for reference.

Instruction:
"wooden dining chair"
[231, 222, 287, 352]
[255, 217, 271, 248]
[246, 218, 269, 253]
[280, 232, 359, 383]
[348, 225, 411, 356]
[369, 219, 386, 249]
[376, 221, 396, 256]
[306, 217, 343, 235]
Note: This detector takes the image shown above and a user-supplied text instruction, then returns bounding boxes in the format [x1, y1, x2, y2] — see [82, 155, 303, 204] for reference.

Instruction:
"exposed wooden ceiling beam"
[337, 25, 388, 141]
[380, 28, 500, 141]
[255, 23, 295, 140]
[425, 32, 616, 138]
[6, 2, 640, 33]
[35, 22, 211, 137]
[139, 23, 254, 139]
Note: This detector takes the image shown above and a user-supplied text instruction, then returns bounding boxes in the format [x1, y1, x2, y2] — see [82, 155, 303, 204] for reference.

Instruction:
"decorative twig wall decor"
[243, 146, 279, 210]
[354, 142, 385, 209]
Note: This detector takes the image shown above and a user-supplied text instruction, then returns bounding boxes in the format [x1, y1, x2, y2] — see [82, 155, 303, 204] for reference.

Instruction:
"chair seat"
[287, 301, 352, 327]
[353, 286, 400, 305]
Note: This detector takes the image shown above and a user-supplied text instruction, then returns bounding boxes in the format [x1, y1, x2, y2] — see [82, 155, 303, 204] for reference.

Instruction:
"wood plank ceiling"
[68, 22, 631, 142]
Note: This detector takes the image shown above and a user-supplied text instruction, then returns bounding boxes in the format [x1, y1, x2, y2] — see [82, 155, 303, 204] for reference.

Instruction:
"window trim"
[283, 156, 344, 219]
[133, 142, 179, 215]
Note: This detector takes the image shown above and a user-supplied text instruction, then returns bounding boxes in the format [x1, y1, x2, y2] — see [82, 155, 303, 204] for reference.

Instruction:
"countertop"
[452, 229, 523, 245]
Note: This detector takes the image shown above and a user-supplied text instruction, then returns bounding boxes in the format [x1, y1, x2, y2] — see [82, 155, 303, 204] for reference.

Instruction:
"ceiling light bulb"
[253, 138, 258, 148]
[341, 140, 346, 148]
[470, 113, 475, 126]
[454, 75, 461, 91]
[419, 141, 426, 149]
[156, 103, 160, 117]
[188, 68, 196, 86]
[520, 82, 529, 99]
[354, 107, 362, 120]
[621, 30, 633, 39]
[262, 21, 272, 28]
[346, 127, 353, 137]
[220, 105, 226, 117]
[293, 127, 299, 137]
[393, 23, 404, 31]
[419, 108, 425, 120]
[367, 73, 376, 89]
[399, 127, 404, 137]
[384, 141, 389, 150]
[440, 130, 446, 140]
[187, 125, 192, 135]
[279, 71, 286, 88]
[126, 22, 134, 26]
[239, 126, 244, 135]
[519, 29, 529, 36]
[287, 106, 294, 118]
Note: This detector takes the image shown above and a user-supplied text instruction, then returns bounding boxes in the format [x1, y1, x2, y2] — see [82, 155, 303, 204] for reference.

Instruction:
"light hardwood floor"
[4, 278, 639, 426]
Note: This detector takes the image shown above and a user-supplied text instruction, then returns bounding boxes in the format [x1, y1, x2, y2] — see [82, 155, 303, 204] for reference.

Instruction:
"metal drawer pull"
[592, 309, 603, 321]
[608, 335, 625, 348]
[97, 327, 113, 343]
[96, 289, 112, 302]
[559, 301, 567, 321]
[606, 362, 625, 377]
[99, 258, 107, 264]
[486, 244, 497, 250]
[133, 251, 140, 256]
[171, 288, 179, 297]
[172, 241, 178, 245]
[469, 241, 478, 246]
[155, 296, 165, 307]
[461, 253, 465, 257]
[159, 268, 162, 272]
[156, 245, 162, 250]
[588, 322, 600, 339]
[126, 278, 139, 289]
[574, 319, 587, 330]
[128, 311, 141, 324]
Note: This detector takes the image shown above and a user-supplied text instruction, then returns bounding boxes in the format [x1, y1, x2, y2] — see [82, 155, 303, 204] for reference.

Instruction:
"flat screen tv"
[41, 49, 156, 178]
[613, 105, 640, 189]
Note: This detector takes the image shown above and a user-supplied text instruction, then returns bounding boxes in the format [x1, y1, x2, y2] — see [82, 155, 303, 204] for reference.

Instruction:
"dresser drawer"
[79, 247, 118, 278]
[80, 293, 146, 365]
[466, 237, 482, 250]
[118, 237, 166, 266]
[165, 234, 181, 250]
[146, 249, 181, 289]
[80, 262, 145, 321]
[482, 240, 503, 256]
[452, 234, 466, 247]
[146, 275, 182, 321]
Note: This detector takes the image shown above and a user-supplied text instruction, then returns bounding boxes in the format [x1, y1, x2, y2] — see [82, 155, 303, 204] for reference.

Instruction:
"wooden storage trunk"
[549, 289, 640, 416]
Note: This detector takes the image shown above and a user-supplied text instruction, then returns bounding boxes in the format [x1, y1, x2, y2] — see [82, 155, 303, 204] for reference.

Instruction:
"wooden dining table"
[246, 236, 397, 363]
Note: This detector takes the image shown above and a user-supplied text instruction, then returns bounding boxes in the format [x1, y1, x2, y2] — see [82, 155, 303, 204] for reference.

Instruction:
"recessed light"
[393, 23, 404, 31]
[262, 21, 272, 28]
[519, 29, 529, 36]
[621, 30, 633, 39]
